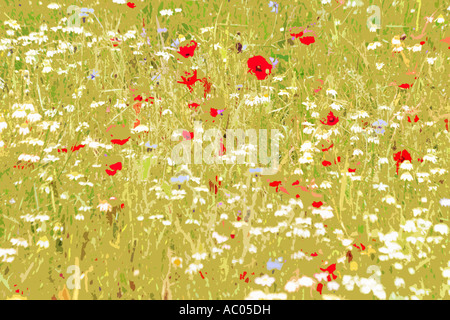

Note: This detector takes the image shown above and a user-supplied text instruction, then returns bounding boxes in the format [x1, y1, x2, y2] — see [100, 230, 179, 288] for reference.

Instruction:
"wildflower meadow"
[0, 0, 449, 300]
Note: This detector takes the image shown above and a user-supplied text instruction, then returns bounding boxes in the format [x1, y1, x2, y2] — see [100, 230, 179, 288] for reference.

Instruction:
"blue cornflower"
[171, 38, 180, 48]
[88, 70, 99, 80]
[372, 119, 388, 134]
[79, 8, 94, 17]
[268, 1, 279, 13]
[267, 257, 284, 271]
[269, 57, 279, 68]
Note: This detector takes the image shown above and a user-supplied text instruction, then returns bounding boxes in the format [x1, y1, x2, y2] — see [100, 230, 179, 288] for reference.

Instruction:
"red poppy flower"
[317, 283, 323, 295]
[399, 83, 412, 89]
[71, 144, 85, 152]
[177, 70, 211, 97]
[348, 168, 356, 173]
[210, 108, 218, 117]
[312, 201, 323, 208]
[320, 111, 339, 126]
[247, 56, 273, 80]
[394, 149, 412, 174]
[188, 102, 200, 110]
[269, 181, 282, 187]
[290, 31, 304, 39]
[111, 137, 130, 145]
[127, 2, 136, 8]
[109, 162, 122, 171]
[269, 181, 282, 192]
[320, 263, 337, 281]
[322, 160, 332, 167]
[106, 169, 117, 176]
[393, 149, 412, 163]
[300, 36, 315, 45]
[106, 162, 122, 176]
[320, 263, 336, 273]
[177, 70, 201, 92]
[178, 40, 198, 58]
[408, 115, 419, 123]
[182, 130, 194, 140]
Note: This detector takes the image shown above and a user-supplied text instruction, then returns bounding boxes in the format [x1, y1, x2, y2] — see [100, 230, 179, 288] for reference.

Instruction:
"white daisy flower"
[254, 274, 275, 287]
[12, 109, 27, 118]
[97, 201, 112, 212]
[10, 238, 28, 248]
[160, 9, 174, 16]
[427, 57, 437, 65]
[400, 172, 413, 181]
[382, 195, 396, 204]
[440, 198, 450, 207]
[47, 3, 60, 9]
[36, 237, 49, 248]
[373, 182, 388, 191]
[376, 62, 384, 70]
[434, 224, 449, 235]
[297, 276, 315, 287]
[399, 160, 413, 170]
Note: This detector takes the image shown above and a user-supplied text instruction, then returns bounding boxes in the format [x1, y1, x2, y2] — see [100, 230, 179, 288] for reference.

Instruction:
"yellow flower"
[37, 236, 50, 249]
[171, 257, 183, 268]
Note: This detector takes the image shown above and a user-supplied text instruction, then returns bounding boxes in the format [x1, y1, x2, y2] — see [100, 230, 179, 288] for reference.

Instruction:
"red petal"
[300, 36, 315, 45]
[312, 201, 323, 208]
[317, 283, 323, 295]
[111, 137, 130, 145]
[109, 162, 122, 171]
[105, 169, 117, 176]
[177, 41, 198, 58]
[269, 181, 282, 187]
